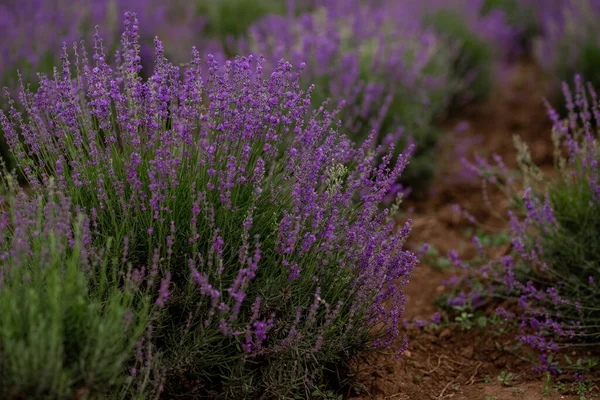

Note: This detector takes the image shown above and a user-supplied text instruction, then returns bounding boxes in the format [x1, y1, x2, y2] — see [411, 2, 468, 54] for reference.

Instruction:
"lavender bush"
[1, 13, 417, 397]
[447, 76, 600, 372]
[507, 77, 600, 350]
[0, 182, 156, 399]
[241, 1, 458, 190]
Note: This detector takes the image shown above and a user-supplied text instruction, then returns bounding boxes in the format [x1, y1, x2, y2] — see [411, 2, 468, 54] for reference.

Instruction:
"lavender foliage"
[0, 183, 156, 399]
[0, 13, 417, 397]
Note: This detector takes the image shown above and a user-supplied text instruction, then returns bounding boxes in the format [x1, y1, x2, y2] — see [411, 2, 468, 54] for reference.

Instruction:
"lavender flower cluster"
[0, 12, 417, 397]
[0, 0, 226, 171]
[0, 0, 521, 192]
[242, 0, 455, 134]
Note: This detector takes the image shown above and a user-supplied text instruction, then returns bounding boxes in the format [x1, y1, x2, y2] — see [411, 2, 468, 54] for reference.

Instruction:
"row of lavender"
[416, 0, 600, 381]
[405, 0, 600, 378]
[0, 0, 506, 191]
[4, 0, 598, 189]
[3, 0, 598, 82]
[3, 0, 600, 109]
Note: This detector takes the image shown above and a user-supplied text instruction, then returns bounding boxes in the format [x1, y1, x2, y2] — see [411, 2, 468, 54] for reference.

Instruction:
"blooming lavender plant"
[447, 76, 600, 373]
[1, 13, 417, 397]
[241, 1, 458, 190]
[0, 181, 157, 399]
[507, 77, 600, 349]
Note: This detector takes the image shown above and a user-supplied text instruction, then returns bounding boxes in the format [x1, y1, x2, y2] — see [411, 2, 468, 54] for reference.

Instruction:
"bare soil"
[348, 60, 594, 399]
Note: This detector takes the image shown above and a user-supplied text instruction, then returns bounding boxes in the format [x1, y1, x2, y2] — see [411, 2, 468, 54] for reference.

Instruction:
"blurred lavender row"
[533, 0, 600, 97]
[0, 0, 222, 85]
[4, 0, 600, 183]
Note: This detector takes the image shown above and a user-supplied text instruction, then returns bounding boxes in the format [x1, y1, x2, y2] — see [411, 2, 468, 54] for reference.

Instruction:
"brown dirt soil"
[348, 60, 593, 400]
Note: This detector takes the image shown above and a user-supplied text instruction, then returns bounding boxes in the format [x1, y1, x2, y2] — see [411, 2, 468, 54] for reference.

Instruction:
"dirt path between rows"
[349, 59, 584, 400]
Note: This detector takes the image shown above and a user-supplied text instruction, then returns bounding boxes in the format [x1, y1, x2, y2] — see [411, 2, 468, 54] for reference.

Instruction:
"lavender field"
[0, 1, 598, 399]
